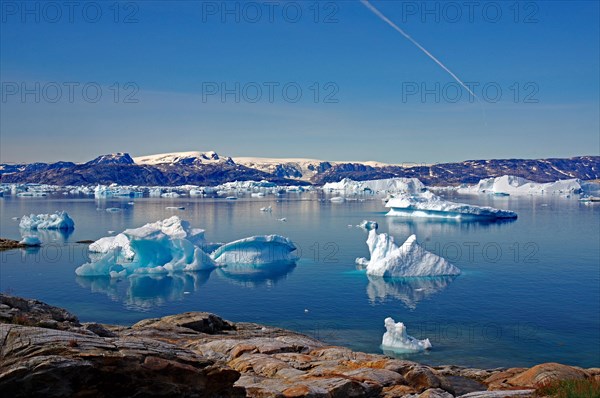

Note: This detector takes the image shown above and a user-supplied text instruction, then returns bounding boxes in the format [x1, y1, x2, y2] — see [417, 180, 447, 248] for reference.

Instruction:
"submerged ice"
[19, 211, 75, 230]
[382, 317, 432, 352]
[357, 230, 460, 277]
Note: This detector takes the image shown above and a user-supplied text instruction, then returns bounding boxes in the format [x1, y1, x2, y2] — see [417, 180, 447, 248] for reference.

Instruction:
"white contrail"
[360, 0, 477, 99]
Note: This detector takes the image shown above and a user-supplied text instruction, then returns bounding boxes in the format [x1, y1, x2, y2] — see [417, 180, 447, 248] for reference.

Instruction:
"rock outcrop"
[0, 294, 595, 397]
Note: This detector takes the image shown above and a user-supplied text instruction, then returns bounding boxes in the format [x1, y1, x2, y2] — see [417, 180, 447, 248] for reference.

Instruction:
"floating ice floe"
[450, 175, 600, 196]
[76, 217, 214, 278]
[19, 235, 41, 246]
[386, 191, 517, 220]
[260, 206, 272, 212]
[88, 216, 206, 262]
[324, 178, 426, 195]
[78, 216, 298, 278]
[358, 220, 378, 231]
[357, 230, 460, 277]
[19, 211, 75, 230]
[211, 235, 298, 265]
[161, 192, 181, 198]
[382, 317, 431, 352]
[94, 184, 142, 198]
[330, 196, 344, 203]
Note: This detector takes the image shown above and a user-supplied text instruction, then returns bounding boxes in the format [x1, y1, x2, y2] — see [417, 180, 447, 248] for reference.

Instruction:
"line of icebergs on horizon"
[2, 174, 598, 199]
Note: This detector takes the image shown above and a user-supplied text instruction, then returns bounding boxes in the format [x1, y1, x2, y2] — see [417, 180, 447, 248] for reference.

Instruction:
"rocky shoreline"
[0, 294, 597, 397]
[0, 238, 27, 252]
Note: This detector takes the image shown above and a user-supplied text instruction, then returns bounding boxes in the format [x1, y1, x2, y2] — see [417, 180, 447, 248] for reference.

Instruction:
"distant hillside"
[1, 152, 598, 186]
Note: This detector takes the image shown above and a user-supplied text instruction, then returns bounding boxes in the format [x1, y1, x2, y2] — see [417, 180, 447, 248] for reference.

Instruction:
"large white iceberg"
[323, 177, 426, 195]
[382, 317, 432, 352]
[19, 211, 75, 230]
[454, 175, 600, 196]
[211, 235, 298, 265]
[386, 191, 517, 220]
[357, 230, 460, 277]
[77, 217, 299, 278]
[76, 217, 214, 278]
[88, 216, 206, 260]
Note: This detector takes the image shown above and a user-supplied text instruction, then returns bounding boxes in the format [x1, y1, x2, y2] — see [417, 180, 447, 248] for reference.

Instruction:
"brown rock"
[0, 324, 243, 397]
[133, 311, 234, 334]
[506, 362, 589, 388]
[419, 388, 454, 398]
[342, 368, 406, 387]
[229, 354, 291, 377]
[382, 384, 417, 397]
[484, 368, 528, 390]
[404, 366, 454, 394]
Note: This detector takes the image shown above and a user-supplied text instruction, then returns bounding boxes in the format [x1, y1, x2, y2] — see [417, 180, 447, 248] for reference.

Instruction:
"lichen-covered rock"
[0, 294, 596, 398]
[0, 324, 243, 398]
[133, 311, 234, 334]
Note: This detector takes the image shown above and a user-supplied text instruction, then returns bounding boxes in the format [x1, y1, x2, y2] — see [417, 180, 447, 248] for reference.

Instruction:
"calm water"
[1, 193, 599, 368]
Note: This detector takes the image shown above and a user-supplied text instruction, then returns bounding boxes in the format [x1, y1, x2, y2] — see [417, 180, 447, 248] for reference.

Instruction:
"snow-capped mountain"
[85, 153, 135, 166]
[0, 151, 598, 186]
[133, 151, 233, 166]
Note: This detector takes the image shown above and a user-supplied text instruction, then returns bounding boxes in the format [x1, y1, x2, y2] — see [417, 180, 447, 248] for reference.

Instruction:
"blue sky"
[1, 0, 598, 164]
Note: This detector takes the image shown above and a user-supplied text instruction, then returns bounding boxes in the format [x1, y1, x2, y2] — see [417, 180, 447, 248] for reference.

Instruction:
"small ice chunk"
[382, 317, 431, 352]
[358, 230, 460, 277]
[358, 220, 378, 231]
[278, 218, 287, 222]
[20, 235, 41, 246]
[260, 206, 272, 212]
[19, 211, 75, 230]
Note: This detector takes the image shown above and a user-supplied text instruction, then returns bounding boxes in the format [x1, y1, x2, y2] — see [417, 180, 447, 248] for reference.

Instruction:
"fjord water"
[1, 193, 598, 368]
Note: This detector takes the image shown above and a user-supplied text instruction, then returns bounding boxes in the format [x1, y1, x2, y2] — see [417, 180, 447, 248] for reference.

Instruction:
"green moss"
[536, 379, 600, 398]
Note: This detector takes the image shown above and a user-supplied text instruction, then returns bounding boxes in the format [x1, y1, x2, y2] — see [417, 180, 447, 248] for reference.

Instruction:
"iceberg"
[89, 233, 135, 259]
[324, 178, 426, 195]
[77, 216, 299, 278]
[76, 216, 214, 277]
[19, 211, 75, 230]
[94, 184, 141, 198]
[454, 175, 600, 196]
[358, 220, 379, 231]
[357, 230, 460, 277]
[382, 317, 432, 352]
[211, 235, 298, 265]
[19, 235, 42, 246]
[386, 191, 517, 220]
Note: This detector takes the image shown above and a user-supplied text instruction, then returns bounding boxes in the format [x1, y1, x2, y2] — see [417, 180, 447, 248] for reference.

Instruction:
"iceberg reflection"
[216, 260, 296, 288]
[75, 271, 212, 310]
[367, 275, 457, 310]
[21, 228, 73, 243]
